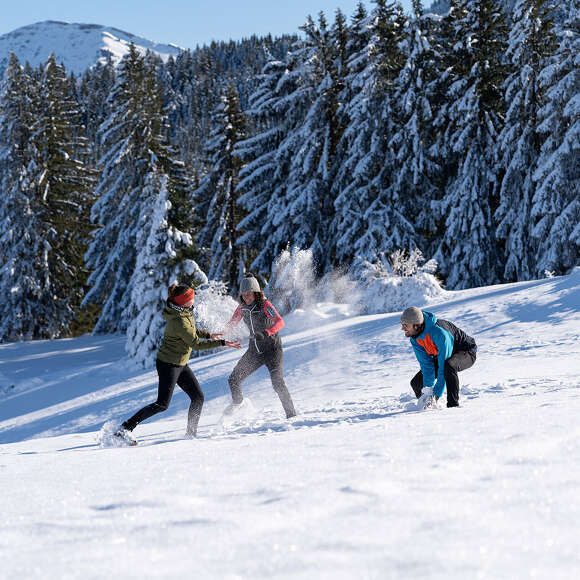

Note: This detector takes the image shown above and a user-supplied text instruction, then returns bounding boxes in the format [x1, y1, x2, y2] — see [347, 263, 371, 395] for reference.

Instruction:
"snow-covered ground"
[1, 272, 579, 579]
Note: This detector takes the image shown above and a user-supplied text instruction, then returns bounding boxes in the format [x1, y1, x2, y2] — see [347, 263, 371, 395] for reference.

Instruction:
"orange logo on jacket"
[417, 335, 438, 356]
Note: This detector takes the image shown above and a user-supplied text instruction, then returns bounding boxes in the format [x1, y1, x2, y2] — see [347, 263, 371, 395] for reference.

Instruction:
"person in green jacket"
[116, 284, 240, 443]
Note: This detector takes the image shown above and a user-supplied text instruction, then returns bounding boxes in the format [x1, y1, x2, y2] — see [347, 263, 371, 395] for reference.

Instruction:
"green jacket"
[157, 302, 225, 366]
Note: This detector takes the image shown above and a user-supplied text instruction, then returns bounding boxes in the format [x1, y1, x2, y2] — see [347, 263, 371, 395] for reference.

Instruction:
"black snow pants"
[228, 344, 296, 418]
[411, 350, 476, 408]
[123, 359, 204, 435]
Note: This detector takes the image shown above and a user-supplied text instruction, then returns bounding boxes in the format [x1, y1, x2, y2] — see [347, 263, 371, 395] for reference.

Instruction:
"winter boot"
[114, 428, 138, 446]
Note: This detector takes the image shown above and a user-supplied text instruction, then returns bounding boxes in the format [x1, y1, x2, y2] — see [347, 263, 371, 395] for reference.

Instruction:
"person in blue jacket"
[401, 307, 477, 408]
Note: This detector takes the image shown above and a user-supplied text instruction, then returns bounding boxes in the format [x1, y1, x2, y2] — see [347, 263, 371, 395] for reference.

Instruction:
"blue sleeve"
[411, 340, 436, 387]
[432, 328, 454, 398]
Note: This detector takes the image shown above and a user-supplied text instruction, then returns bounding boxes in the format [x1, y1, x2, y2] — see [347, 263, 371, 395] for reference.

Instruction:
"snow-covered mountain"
[1, 271, 579, 578]
[0, 20, 184, 76]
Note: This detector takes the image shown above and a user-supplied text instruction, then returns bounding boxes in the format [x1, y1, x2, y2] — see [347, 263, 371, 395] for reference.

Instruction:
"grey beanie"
[401, 307, 424, 325]
[240, 276, 261, 293]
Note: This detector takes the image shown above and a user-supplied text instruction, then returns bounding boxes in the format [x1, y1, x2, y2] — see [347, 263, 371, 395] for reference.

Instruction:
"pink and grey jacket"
[227, 300, 285, 354]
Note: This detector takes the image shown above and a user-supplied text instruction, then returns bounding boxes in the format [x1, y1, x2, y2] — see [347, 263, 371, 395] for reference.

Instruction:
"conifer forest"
[0, 0, 578, 343]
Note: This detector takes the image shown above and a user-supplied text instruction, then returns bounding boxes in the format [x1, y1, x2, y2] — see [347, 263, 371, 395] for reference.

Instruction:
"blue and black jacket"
[410, 311, 477, 398]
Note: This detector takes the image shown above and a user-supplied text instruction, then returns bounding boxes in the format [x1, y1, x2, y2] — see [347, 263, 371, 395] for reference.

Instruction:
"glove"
[417, 386, 435, 410]
[253, 331, 266, 341]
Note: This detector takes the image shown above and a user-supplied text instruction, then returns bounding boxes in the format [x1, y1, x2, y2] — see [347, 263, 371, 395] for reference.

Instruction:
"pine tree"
[390, 0, 442, 256]
[330, 1, 409, 265]
[281, 12, 349, 272]
[496, 0, 558, 282]
[331, 1, 374, 264]
[235, 49, 291, 274]
[83, 45, 145, 332]
[0, 55, 48, 340]
[124, 173, 204, 366]
[1, 54, 97, 339]
[351, 0, 409, 263]
[80, 56, 116, 148]
[194, 83, 248, 292]
[29, 55, 97, 324]
[531, 0, 580, 274]
[236, 40, 312, 275]
[84, 45, 197, 334]
[0, 53, 96, 340]
[432, 0, 509, 289]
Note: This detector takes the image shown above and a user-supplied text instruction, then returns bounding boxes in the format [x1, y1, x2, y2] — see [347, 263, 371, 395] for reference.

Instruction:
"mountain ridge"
[0, 20, 185, 76]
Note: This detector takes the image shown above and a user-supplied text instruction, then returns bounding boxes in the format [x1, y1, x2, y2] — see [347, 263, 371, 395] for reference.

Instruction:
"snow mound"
[361, 271, 445, 315]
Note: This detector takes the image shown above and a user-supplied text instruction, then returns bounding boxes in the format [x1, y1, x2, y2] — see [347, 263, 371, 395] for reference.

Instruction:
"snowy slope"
[0, 21, 184, 76]
[1, 272, 579, 579]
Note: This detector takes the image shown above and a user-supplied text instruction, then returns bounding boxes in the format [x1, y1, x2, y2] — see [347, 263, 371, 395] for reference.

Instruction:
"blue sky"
[0, 0, 414, 48]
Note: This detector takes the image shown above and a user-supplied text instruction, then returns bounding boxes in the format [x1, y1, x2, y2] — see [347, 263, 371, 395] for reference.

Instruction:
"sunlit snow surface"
[1, 272, 579, 579]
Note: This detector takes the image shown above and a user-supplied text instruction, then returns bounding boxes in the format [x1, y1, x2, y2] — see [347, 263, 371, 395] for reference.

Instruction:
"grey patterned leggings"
[228, 345, 296, 418]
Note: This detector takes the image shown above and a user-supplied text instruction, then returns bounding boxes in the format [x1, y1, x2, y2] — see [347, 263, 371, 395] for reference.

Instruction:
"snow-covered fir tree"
[30, 54, 97, 319]
[331, 1, 374, 264]
[496, 0, 558, 282]
[0, 55, 49, 341]
[236, 39, 313, 275]
[351, 0, 409, 263]
[79, 56, 116, 149]
[235, 50, 292, 274]
[280, 11, 349, 272]
[83, 45, 147, 332]
[84, 45, 196, 333]
[0, 54, 96, 340]
[390, 0, 442, 256]
[432, 0, 509, 289]
[238, 13, 344, 275]
[194, 83, 248, 292]
[0, 53, 97, 340]
[124, 173, 206, 366]
[531, 0, 579, 275]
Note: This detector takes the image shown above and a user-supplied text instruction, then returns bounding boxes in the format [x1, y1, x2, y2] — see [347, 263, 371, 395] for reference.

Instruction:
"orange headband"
[173, 288, 194, 306]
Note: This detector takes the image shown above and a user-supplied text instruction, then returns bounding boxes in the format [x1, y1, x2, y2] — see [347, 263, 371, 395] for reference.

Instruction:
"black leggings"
[228, 346, 296, 418]
[411, 350, 476, 408]
[123, 359, 204, 434]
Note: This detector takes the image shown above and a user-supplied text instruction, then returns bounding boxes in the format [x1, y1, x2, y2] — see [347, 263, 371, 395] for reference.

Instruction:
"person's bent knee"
[153, 401, 169, 412]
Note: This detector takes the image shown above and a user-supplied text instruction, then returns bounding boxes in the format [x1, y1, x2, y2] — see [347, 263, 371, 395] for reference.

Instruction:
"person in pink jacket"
[225, 276, 296, 418]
